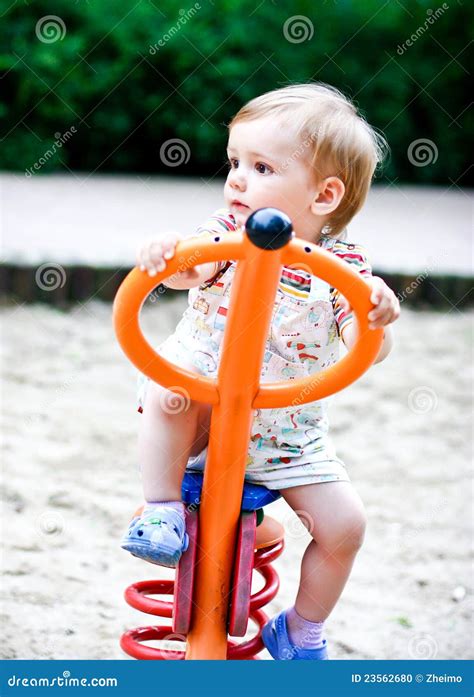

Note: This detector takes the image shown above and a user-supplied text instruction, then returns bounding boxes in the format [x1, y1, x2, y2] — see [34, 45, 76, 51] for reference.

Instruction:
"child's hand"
[137, 233, 182, 277]
[339, 276, 400, 329]
[137, 235, 178, 277]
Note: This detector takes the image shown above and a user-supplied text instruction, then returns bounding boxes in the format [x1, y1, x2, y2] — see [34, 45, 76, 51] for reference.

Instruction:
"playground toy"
[113, 208, 383, 660]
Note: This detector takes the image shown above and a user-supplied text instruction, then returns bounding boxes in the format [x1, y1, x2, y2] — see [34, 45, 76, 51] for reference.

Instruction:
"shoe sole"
[121, 533, 189, 568]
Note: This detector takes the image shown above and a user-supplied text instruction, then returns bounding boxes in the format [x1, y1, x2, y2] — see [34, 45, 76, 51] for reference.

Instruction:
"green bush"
[1, 0, 472, 184]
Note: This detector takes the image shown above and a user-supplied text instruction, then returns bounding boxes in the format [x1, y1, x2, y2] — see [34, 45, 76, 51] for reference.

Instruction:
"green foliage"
[1, 0, 472, 184]
[393, 616, 413, 628]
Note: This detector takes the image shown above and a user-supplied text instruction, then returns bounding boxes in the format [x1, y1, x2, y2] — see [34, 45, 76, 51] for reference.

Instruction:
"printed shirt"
[171, 208, 372, 380]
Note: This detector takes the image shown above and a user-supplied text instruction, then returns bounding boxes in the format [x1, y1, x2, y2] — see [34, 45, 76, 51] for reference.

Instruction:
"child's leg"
[138, 376, 212, 502]
[280, 481, 367, 622]
[122, 372, 212, 567]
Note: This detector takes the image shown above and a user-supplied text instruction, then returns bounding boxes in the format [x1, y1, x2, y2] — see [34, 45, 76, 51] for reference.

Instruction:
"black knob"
[245, 208, 293, 250]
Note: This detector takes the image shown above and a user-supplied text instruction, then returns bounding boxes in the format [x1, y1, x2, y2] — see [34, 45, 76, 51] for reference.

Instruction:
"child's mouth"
[232, 200, 249, 209]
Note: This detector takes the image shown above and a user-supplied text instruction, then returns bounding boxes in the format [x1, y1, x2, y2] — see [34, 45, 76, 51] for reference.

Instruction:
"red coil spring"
[120, 539, 284, 660]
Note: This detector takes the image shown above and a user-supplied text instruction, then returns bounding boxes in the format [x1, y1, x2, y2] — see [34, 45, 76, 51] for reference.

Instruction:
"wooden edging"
[0, 264, 472, 308]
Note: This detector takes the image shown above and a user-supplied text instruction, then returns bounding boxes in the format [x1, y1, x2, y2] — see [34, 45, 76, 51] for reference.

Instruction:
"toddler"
[121, 83, 400, 660]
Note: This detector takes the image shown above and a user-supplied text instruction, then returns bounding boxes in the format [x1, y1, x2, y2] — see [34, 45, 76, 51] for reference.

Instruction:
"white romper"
[137, 208, 372, 490]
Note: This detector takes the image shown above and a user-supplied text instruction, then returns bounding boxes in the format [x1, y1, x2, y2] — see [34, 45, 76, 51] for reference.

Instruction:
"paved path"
[1, 173, 472, 276]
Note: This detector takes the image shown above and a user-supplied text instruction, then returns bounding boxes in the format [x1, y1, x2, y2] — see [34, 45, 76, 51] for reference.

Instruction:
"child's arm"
[341, 322, 394, 364]
[137, 232, 221, 290]
[339, 276, 399, 364]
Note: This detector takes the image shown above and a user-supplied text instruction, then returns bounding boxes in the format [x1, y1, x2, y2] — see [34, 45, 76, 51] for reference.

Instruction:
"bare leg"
[138, 376, 211, 502]
[280, 481, 367, 622]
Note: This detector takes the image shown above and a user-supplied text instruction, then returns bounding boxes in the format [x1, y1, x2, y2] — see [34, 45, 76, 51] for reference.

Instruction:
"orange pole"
[185, 236, 284, 659]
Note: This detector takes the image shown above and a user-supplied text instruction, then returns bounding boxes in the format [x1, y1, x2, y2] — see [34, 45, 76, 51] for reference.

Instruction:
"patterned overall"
[137, 209, 372, 489]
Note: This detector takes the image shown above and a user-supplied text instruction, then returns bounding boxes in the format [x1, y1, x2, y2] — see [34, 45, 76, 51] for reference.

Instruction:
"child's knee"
[319, 508, 367, 557]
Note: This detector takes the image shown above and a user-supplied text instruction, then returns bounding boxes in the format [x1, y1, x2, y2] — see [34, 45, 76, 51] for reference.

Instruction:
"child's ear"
[311, 177, 345, 216]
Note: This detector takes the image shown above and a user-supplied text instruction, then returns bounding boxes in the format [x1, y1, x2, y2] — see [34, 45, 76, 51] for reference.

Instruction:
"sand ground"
[0, 297, 472, 660]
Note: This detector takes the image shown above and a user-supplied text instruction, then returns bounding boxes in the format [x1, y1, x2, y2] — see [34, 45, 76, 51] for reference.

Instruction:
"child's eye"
[227, 157, 239, 169]
[255, 162, 272, 175]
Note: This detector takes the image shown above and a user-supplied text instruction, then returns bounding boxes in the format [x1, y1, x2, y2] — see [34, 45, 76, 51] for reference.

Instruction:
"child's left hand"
[340, 276, 400, 329]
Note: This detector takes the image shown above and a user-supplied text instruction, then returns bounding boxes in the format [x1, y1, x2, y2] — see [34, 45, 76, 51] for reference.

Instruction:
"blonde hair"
[228, 83, 388, 237]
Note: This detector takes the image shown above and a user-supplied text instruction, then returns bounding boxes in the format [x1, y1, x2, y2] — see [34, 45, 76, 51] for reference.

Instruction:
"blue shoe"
[121, 507, 189, 568]
[262, 610, 329, 660]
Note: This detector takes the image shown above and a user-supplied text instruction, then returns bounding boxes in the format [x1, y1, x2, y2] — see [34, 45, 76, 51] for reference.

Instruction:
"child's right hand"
[137, 233, 184, 277]
[137, 232, 197, 280]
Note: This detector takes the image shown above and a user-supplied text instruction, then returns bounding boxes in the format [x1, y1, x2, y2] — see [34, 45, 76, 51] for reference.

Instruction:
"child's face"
[224, 117, 321, 239]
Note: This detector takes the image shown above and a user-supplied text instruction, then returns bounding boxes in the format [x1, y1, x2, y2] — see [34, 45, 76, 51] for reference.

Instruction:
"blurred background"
[1, 0, 473, 182]
[0, 0, 472, 300]
[0, 0, 472, 661]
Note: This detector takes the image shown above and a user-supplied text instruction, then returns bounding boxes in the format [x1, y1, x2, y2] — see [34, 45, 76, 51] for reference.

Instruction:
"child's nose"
[229, 169, 246, 190]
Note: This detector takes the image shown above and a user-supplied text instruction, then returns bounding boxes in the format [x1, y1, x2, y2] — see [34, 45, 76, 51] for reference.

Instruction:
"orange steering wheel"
[113, 209, 384, 409]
